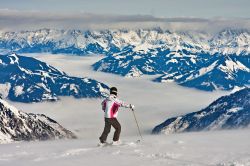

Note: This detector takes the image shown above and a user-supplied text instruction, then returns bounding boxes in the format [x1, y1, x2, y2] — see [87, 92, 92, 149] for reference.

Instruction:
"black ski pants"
[99, 118, 121, 143]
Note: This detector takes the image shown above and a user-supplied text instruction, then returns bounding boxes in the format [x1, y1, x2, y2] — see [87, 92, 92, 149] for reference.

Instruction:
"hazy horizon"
[0, 9, 250, 32]
[1, 0, 250, 18]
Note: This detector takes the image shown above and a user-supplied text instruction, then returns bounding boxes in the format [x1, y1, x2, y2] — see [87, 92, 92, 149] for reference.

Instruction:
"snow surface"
[2, 53, 249, 166]
[14, 85, 24, 97]
[0, 83, 11, 98]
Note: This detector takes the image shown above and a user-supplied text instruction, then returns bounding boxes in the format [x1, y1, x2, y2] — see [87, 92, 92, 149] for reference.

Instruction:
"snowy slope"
[1, 131, 250, 166]
[152, 88, 250, 134]
[0, 53, 109, 102]
[0, 98, 76, 143]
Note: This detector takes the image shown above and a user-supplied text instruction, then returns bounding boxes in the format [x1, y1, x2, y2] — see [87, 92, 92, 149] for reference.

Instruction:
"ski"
[97, 140, 140, 147]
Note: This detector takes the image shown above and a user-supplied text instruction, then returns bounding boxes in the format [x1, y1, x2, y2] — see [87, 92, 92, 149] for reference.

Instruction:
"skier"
[99, 87, 134, 146]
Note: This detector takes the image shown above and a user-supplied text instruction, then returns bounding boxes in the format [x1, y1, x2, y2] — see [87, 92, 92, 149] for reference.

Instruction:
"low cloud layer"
[1, 9, 250, 33]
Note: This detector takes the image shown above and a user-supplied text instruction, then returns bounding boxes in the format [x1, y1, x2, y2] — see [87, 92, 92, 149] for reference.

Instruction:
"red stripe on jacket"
[110, 102, 120, 118]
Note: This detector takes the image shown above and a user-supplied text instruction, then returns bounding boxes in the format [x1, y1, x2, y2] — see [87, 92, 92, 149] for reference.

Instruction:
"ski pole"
[131, 108, 143, 141]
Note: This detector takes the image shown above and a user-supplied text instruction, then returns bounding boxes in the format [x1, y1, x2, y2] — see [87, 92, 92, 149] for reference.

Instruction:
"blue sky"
[0, 0, 250, 18]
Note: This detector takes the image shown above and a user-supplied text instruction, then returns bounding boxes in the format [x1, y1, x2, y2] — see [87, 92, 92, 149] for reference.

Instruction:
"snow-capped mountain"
[1, 28, 250, 91]
[0, 28, 250, 55]
[210, 29, 250, 55]
[0, 98, 76, 143]
[156, 54, 250, 91]
[0, 53, 109, 103]
[94, 49, 250, 91]
[152, 88, 250, 134]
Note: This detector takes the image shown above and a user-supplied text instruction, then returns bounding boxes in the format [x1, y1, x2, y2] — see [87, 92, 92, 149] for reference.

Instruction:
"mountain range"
[0, 28, 250, 91]
[1, 28, 249, 55]
[0, 53, 109, 103]
[152, 88, 250, 134]
[0, 97, 76, 143]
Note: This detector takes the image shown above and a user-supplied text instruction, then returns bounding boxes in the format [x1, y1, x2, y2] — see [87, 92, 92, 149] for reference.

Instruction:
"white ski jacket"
[101, 94, 130, 118]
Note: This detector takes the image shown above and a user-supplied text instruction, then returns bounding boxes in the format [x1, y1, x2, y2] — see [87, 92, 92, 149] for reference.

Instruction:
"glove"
[129, 104, 135, 110]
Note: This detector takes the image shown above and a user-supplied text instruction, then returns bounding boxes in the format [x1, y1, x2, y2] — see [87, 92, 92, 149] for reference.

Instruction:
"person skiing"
[99, 87, 134, 146]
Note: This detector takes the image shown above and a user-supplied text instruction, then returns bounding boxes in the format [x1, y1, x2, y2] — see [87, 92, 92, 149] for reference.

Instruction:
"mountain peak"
[0, 53, 109, 102]
[218, 28, 249, 36]
[0, 98, 76, 143]
[152, 88, 250, 134]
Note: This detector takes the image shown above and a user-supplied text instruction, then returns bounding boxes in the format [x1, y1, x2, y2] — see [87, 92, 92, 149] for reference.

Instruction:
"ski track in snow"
[1, 53, 250, 166]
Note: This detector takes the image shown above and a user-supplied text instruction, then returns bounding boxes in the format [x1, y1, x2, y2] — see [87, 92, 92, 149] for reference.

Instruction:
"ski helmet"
[110, 87, 118, 95]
